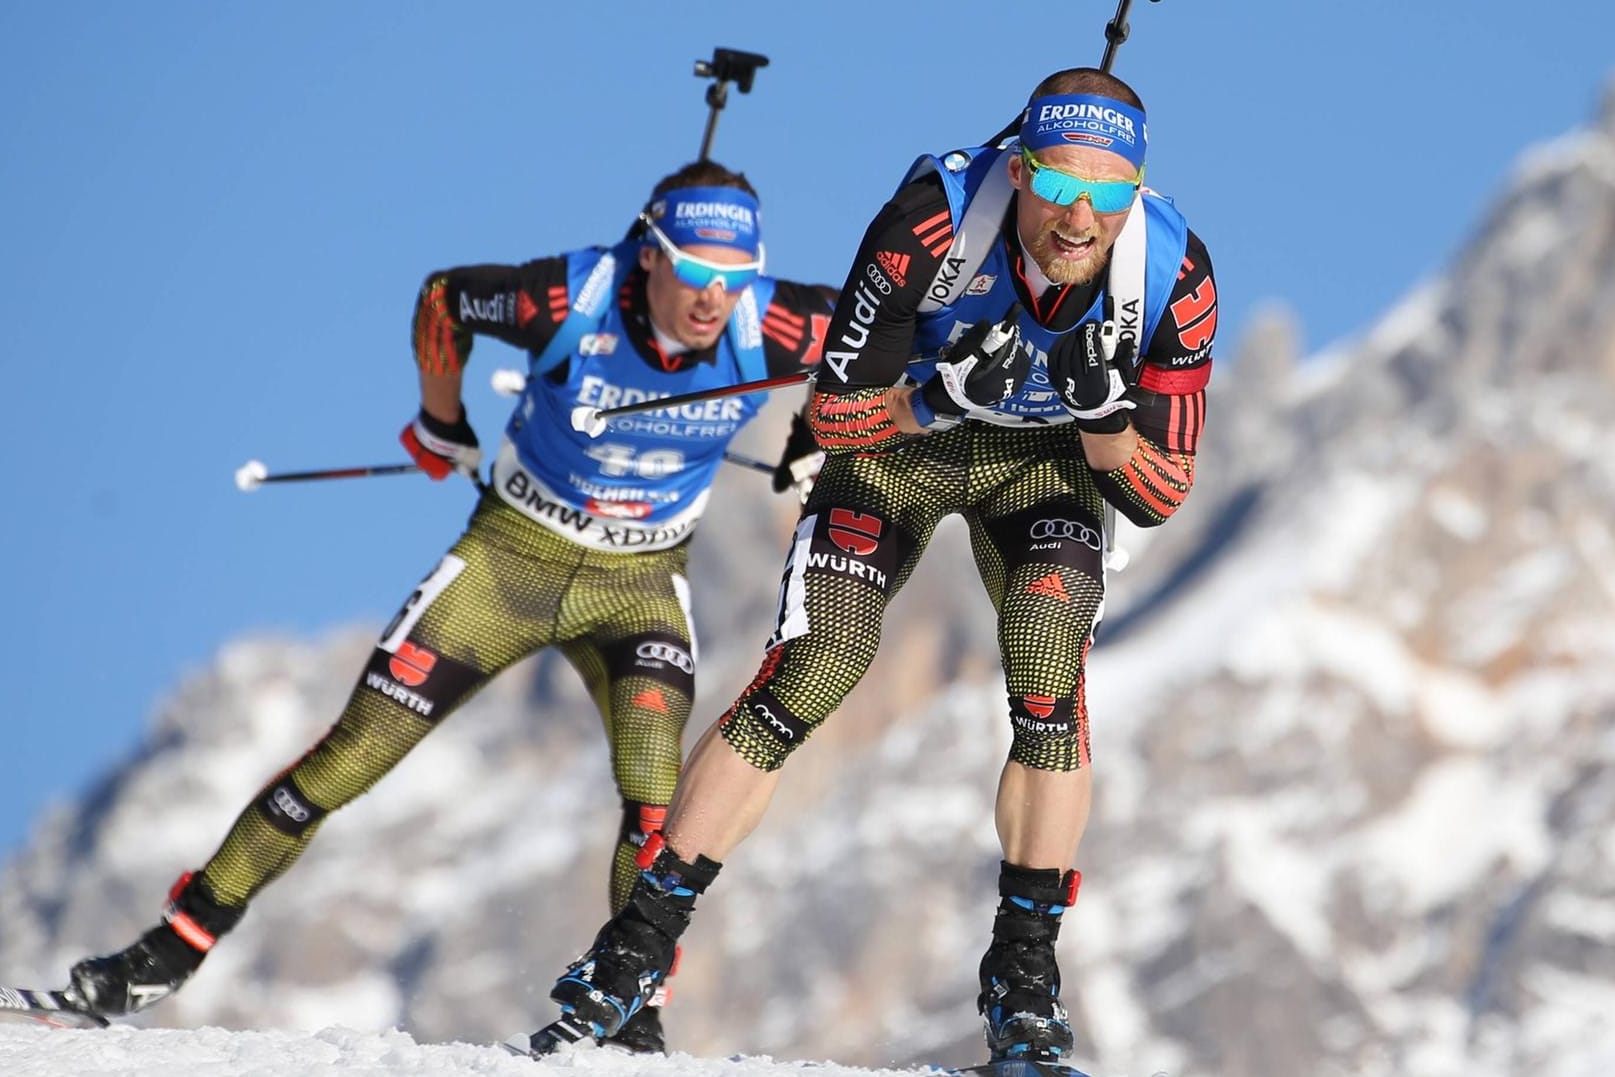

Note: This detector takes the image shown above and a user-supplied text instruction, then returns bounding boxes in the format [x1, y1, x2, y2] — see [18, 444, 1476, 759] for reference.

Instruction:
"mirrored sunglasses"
[640, 216, 762, 291]
[1020, 148, 1142, 213]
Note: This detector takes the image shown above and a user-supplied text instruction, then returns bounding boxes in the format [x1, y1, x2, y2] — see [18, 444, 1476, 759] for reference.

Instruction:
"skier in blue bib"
[61, 160, 833, 1055]
[525, 68, 1219, 1065]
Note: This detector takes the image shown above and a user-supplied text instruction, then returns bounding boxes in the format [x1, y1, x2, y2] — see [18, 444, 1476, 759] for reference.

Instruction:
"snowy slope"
[0, 1024, 927, 1077]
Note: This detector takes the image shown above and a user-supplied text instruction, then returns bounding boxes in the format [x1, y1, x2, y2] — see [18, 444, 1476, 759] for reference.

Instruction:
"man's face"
[1008, 144, 1139, 286]
[639, 242, 751, 350]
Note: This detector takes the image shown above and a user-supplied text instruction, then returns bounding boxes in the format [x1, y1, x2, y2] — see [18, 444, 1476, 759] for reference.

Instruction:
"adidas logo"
[875, 250, 910, 288]
[516, 290, 540, 327]
[1025, 572, 1070, 602]
[632, 689, 669, 714]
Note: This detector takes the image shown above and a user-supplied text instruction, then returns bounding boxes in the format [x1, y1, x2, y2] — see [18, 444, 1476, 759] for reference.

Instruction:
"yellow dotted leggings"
[200, 493, 694, 914]
[721, 421, 1108, 774]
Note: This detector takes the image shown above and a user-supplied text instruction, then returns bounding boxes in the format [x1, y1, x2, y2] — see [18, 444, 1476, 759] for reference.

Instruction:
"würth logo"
[827, 508, 882, 557]
[1021, 694, 1057, 719]
[875, 250, 910, 288]
[388, 642, 438, 687]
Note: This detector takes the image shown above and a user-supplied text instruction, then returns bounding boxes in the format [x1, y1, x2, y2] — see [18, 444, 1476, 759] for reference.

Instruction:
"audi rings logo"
[1029, 518, 1102, 550]
[270, 785, 311, 823]
[753, 702, 796, 740]
[636, 641, 694, 675]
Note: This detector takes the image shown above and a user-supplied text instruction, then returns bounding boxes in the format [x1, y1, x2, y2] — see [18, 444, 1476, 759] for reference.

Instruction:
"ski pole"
[1094, 0, 1159, 579]
[717, 450, 775, 476]
[489, 368, 802, 468]
[568, 370, 812, 438]
[234, 459, 487, 493]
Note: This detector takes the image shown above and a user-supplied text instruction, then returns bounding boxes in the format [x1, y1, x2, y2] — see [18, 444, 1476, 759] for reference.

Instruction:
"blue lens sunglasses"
[640, 215, 763, 291]
[1020, 147, 1142, 213]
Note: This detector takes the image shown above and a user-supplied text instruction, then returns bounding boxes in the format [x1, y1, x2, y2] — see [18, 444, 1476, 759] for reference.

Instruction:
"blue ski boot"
[606, 986, 670, 1053]
[978, 861, 1081, 1063]
[546, 836, 719, 1043]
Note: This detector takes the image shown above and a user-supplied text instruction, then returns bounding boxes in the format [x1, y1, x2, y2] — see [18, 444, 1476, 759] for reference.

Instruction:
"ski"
[945, 1061, 1095, 1077]
[0, 985, 109, 1029]
[498, 1013, 598, 1057]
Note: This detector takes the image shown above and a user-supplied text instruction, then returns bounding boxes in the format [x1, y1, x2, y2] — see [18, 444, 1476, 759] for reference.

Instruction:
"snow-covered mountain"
[5, 85, 1615, 1077]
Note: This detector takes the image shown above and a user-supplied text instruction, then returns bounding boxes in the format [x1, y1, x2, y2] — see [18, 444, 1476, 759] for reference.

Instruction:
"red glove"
[400, 407, 481, 480]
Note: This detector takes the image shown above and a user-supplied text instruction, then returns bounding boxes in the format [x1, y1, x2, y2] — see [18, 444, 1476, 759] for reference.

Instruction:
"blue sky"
[2, 1, 1611, 857]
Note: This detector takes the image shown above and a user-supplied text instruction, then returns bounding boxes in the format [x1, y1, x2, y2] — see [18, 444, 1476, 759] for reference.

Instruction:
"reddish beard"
[1029, 222, 1110, 286]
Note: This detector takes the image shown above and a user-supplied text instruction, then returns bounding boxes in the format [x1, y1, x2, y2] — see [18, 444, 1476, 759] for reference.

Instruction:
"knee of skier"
[253, 773, 330, 837]
[718, 691, 816, 771]
[768, 507, 903, 675]
[1006, 691, 1091, 772]
[714, 646, 826, 771]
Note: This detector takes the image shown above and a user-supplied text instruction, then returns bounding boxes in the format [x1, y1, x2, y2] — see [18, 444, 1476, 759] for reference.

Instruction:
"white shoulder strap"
[917, 155, 1016, 314]
[1096, 192, 1149, 580]
[1097, 191, 1147, 369]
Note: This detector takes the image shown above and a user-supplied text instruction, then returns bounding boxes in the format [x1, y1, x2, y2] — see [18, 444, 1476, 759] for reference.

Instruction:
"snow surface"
[0, 1024, 936, 1077]
[0, 1024, 1184, 1077]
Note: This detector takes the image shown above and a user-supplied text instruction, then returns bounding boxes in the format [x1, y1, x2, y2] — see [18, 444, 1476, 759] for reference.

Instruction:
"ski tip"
[0, 985, 110, 1029]
[499, 1034, 537, 1057]
[499, 1014, 599, 1058]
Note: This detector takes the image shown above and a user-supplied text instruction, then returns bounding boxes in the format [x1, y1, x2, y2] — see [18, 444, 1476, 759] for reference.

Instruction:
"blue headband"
[1019, 94, 1148, 171]
[644, 186, 761, 257]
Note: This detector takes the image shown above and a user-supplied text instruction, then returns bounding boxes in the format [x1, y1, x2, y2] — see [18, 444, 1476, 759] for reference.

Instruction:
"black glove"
[772, 412, 825, 502]
[400, 407, 481, 480]
[1047, 313, 1138, 432]
[912, 302, 1027, 428]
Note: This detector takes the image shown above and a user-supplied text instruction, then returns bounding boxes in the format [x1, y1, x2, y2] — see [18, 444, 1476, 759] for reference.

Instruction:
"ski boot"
[546, 836, 718, 1043]
[68, 871, 243, 1016]
[605, 980, 670, 1053]
[978, 861, 1080, 1063]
